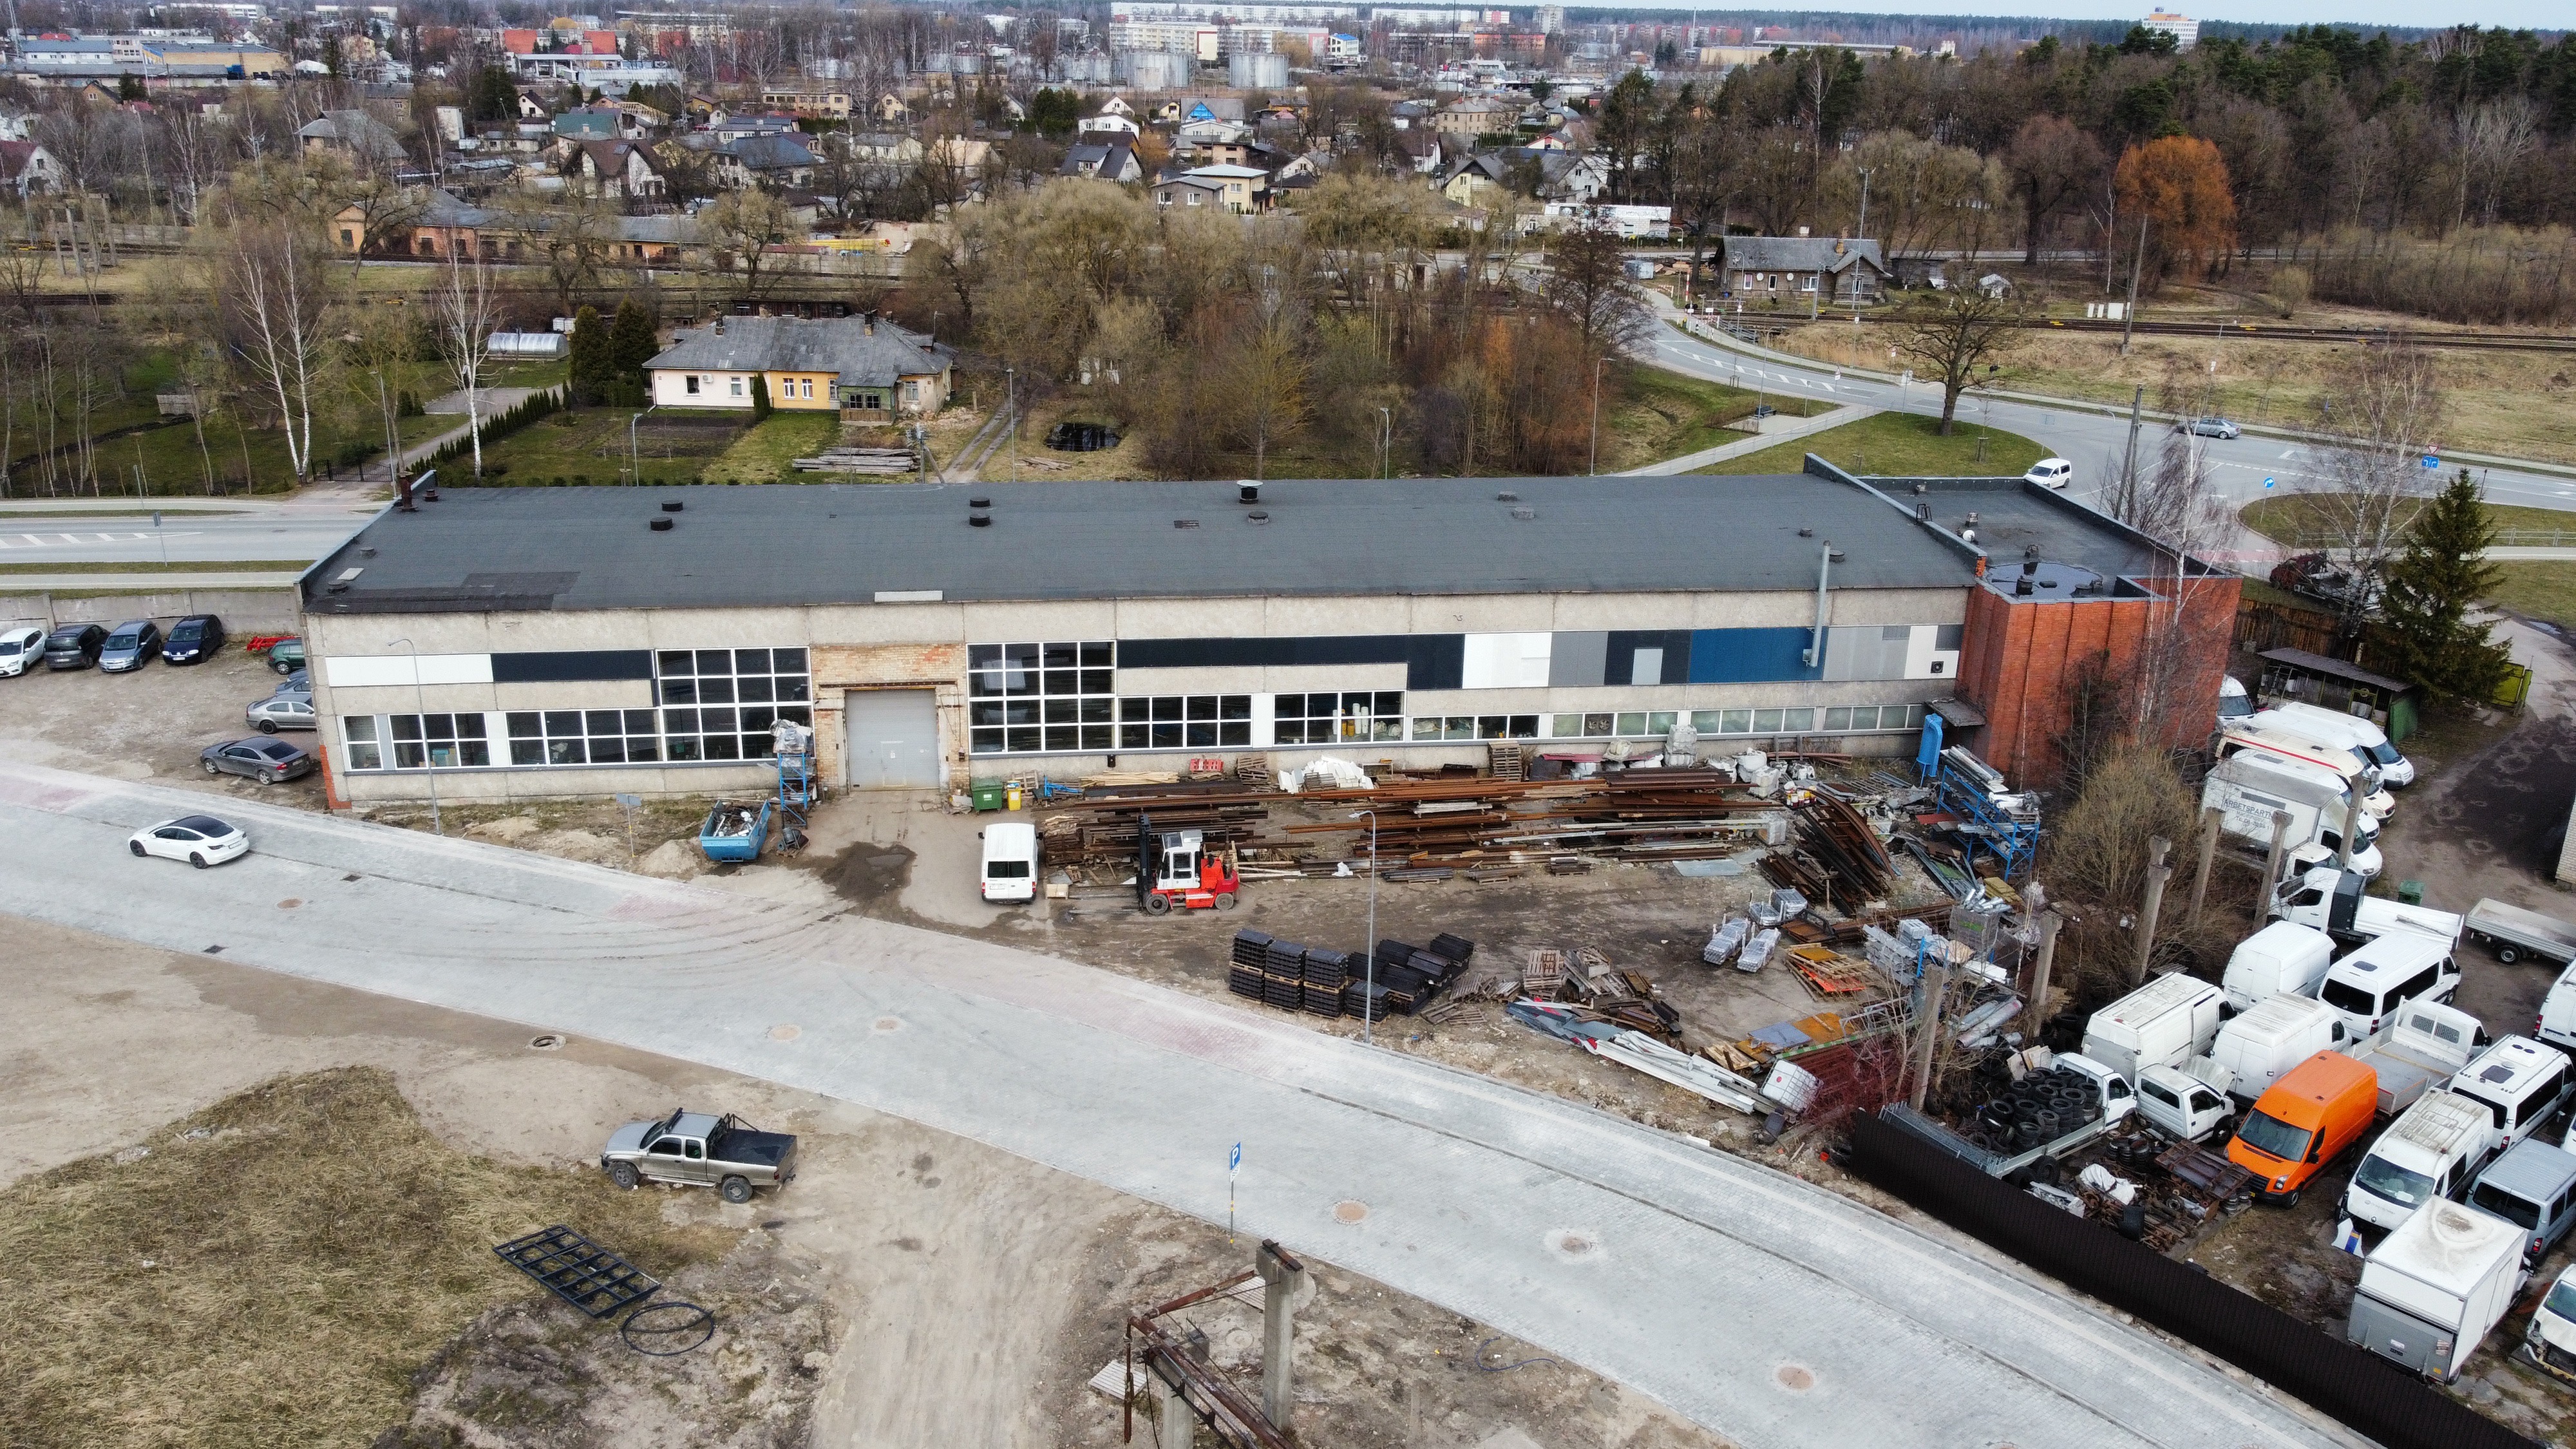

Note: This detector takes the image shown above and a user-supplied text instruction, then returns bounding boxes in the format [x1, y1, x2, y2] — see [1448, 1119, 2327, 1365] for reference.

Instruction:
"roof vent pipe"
[661, 500, 683, 513]
[1801, 541, 1832, 668]
[1916, 501, 1929, 521]
[650, 516, 674, 532]
[1238, 481, 1260, 504]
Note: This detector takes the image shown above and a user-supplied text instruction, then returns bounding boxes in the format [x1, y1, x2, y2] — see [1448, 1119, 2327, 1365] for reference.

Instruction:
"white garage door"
[844, 690, 939, 789]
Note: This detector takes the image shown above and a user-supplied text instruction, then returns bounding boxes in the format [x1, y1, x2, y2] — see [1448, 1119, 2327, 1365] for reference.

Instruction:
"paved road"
[1639, 303, 2576, 526]
[0, 511, 366, 566]
[0, 759, 2357, 1449]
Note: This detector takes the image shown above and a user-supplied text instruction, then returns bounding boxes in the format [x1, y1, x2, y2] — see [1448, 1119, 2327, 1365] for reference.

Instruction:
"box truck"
[2348, 1200, 2527, 1381]
[2201, 753, 2383, 878]
[2252, 702, 2414, 788]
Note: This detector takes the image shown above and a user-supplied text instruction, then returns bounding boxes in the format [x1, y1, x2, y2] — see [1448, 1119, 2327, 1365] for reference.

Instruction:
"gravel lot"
[0, 634, 326, 810]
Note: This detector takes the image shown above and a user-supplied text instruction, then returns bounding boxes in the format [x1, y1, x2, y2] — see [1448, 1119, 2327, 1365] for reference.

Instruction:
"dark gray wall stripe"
[491, 650, 654, 683]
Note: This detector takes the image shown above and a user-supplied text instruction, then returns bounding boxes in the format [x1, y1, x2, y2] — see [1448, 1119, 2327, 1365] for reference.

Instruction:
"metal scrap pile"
[2021, 1131, 2255, 1251]
[1758, 790, 1898, 911]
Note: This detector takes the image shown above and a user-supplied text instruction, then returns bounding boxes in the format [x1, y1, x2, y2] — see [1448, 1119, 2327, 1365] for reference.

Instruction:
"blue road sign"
[2422, 454, 2440, 469]
[1229, 1142, 1241, 1174]
[2263, 476, 2276, 489]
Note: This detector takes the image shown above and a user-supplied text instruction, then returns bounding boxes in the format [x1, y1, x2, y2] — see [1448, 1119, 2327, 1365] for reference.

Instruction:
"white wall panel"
[324, 653, 493, 688]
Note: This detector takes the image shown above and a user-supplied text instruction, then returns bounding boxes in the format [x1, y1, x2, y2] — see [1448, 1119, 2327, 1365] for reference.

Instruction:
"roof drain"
[1801, 541, 1832, 668]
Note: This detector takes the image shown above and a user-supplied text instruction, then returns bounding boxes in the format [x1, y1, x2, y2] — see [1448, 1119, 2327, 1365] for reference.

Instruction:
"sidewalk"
[0, 571, 305, 590]
[1619, 404, 1873, 475]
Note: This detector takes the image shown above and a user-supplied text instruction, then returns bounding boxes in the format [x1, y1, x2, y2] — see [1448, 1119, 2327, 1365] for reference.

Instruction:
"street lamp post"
[1350, 809, 1378, 1046]
[387, 636, 441, 835]
[1376, 406, 1391, 480]
[1853, 167, 1872, 322]
[629, 412, 642, 485]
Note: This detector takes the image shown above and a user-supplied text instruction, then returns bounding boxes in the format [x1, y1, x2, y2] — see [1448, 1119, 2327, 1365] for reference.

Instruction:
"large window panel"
[657, 646, 811, 761]
[972, 641, 1115, 755]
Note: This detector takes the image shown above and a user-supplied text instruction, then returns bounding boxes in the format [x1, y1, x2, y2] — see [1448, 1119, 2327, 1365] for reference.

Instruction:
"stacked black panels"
[1302, 948, 1347, 1017]
[1228, 929, 1272, 1001]
[1426, 933, 1476, 967]
[1341, 980, 1390, 1021]
[1262, 938, 1306, 1011]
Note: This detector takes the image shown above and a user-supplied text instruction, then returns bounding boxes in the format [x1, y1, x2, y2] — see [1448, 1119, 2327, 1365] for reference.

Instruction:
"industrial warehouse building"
[291, 462, 2237, 807]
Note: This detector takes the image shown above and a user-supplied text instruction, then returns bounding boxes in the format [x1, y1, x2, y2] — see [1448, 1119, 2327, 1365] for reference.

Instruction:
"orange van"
[2226, 1050, 2380, 1206]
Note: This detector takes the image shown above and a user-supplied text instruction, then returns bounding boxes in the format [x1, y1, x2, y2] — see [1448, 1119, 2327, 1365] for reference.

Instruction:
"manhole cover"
[276, 898, 301, 909]
[528, 1034, 565, 1050]
[1774, 1363, 1817, 1394]
[873, 1017, 904, 1034]
[770, 1024, 802, 1041]
[1333, 1200, 1369, 1224]
[1544, 1228, 1600, 1261]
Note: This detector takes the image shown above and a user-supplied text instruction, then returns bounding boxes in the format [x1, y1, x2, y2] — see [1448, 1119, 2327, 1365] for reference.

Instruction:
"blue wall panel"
[1689, 627, 1823, 684]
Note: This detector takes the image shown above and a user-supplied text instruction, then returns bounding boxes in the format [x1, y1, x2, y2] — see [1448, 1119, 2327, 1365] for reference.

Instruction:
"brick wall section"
[1958, 574, 2241, 785]
[811, 641, 968, 790]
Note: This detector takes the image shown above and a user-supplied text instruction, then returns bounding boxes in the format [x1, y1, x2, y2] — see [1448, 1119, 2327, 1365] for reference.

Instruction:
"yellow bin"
[1005, 782, 1024, 811]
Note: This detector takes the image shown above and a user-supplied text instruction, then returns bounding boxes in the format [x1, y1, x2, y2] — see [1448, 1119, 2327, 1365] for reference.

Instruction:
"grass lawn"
[703, 412, 844, 484]
[2242, 494, 2576, 549]
[0, 1068, 732, 1448]
[1694, 410, 2049, 478]
[464, 406, 738, 486]
[1595, 366, 1832, 472]
[2486, 563, 2576, 632]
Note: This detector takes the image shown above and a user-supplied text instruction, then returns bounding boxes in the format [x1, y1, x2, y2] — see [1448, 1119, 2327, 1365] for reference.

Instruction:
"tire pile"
[1964, 1064, 2104, 1154]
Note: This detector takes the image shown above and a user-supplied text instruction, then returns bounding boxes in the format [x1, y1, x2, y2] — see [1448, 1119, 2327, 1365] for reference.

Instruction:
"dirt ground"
[1, 916, 1728, 1449]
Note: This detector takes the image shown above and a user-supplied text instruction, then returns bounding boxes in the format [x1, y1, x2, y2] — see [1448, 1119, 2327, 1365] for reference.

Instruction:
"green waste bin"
[2397, 880, 2423, 905]
[970, 782, 1007, 812]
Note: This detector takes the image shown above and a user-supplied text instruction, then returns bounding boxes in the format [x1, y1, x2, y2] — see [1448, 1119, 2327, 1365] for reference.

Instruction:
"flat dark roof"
[301, 473, 2116, 616]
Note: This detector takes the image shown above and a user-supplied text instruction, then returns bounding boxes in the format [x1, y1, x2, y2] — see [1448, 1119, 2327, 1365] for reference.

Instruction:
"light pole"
[387, 636, 441, 836]
[1006, 366, 1018, 481]
[1852, 166, 1872, 322]
[1587, 353, 1606, 476]
[1376, 405, 1391, 480]
[628, 411, 642, 485]
[1350, 809, 1378, 1046]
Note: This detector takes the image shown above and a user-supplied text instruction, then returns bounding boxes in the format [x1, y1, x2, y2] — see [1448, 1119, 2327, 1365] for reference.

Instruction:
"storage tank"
[1229, 51, 1289, 89]
[1117, 49, 1189, 91]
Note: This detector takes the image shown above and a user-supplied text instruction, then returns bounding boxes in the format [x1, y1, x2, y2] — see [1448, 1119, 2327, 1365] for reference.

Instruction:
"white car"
[0, 624, 41, 677]
[2024, 458, 2074, 489]
[129, 814, 249, 868]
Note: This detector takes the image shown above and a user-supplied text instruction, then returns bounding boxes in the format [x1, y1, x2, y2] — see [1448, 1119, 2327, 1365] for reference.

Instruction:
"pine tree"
[605, 300, 659, 406]
[750, 374, 772, 419]
[2374, 468, 2513, 701]
[565, 305, 609, 405]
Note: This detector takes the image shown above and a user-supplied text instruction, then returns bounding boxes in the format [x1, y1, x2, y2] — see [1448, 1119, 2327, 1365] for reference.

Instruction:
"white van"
[2320, 932, 2461, 1043]
[2221, 921, 2337, 1014]
[2540, 961, 2576, 1056]
[979, 822, 1038, 903]
[2211, 994, 2348, 1104]
[2218, 722, 2395, 819]
[2080, 972, 2224, 1081]
[2217, 674, 2255, 726]
[2343, 1090, 2500, 1234]
[2023, 457, 2073, 489]
[2254, 702, 2415, 788]
[2449, 1037, 2576, 1152]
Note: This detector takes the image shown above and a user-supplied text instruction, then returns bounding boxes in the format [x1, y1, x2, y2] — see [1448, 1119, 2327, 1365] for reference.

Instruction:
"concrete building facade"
[290, 464, 2233, 808]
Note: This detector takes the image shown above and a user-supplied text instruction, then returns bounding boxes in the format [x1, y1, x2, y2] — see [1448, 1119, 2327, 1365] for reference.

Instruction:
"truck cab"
[2270, 867, 2462, 951]
[2136, 1063, 2236, 1142]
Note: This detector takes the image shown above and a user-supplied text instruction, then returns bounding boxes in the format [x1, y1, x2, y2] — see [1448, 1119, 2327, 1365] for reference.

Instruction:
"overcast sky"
[1572, 3, 2564, 32]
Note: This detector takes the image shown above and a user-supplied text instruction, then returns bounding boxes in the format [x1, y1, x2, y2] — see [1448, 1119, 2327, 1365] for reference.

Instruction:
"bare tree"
[1890, 289, 2020, 433]
[433, 247, 500, 477]
[220, 223, 337, 481]
[2006, 114, 2105, 266]
[697, 189, 797, 304]
[1542, 222, 1649, 355]
[2303, 340, 2445, 625]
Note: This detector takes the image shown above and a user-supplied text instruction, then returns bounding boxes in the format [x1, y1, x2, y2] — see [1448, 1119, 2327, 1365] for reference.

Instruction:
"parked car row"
[2, 616, 238, 674]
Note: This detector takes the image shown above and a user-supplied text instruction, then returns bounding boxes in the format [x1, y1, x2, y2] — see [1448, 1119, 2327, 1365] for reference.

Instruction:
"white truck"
[2251, 701, 2415, 788]
[2349, 1200, 2528, 1381]
[2463, 898, 2576, 967]
[2210, 994, 2348, 1106]
[2221, 921, 2336, 1015]
[2081, 972, 2224, 1082]
[2269, 867, 2463, 952]
[2201, 753, 2383, 878]
[2347, 999, 2488, 1118]
[2342, 1090, 2501, 1234]
[2135, 1061, 2239, 1142]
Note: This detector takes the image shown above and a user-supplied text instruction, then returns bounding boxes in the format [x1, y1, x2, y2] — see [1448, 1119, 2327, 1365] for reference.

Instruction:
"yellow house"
[647, 314, 953, 420]
[764, 370, 837, 409]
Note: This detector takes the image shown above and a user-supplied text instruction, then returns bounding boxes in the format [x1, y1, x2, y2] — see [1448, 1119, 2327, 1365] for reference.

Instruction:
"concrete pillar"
[2337, 794, 2363, 872]
[1156, 1372, 1195, 1449]
[1255, 1239, 1305, 1435]
[2260, 809, 2294, 918]
[1908, 960, 1951, 1110]
[2023, 909, 2061, 1039]
[2186, 805, 2222, 929]
[2132, 837, 2172, 987]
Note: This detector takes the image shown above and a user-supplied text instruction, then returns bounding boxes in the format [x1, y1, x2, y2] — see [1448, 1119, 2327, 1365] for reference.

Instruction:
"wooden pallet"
[1785, 944, 1880, 999]
[1523, 948, 1567, 996]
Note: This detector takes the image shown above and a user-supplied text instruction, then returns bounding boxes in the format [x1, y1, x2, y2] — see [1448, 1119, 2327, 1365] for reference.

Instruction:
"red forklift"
[1137, 812, 1240, 915]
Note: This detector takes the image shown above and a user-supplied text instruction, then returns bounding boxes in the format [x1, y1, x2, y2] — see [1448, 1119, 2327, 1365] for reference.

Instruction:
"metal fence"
[1843, 1109, 2541, 1449]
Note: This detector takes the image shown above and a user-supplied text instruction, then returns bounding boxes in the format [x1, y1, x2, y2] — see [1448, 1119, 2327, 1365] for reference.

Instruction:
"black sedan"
[201, 737, 316, 785]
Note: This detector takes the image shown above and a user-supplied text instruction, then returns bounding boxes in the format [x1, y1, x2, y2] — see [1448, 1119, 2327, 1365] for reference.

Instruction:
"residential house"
[646, 313, 952, 419]
[297, 108, 406, 167]
[550, 105, 634, 142]
[1059, 137, 1142, 184]
[338, 187, 697, 266]
[924, 135, 991, 171]
[872, 92, 911, 124]
[1153, 164, 1267, 213]
[846, 131, 923, 165]
[1434, 97, 1518, 137]
[0, 140, 59, 198]
[512, 88, 551, 120]
[1077, 110, 1141, 138]
[706, 111, 799, 145]
[1715, 235, 1891, 306]
[1096, 95, 1136, 118]
[574, 138, 667, 202]
[1496, 147, 1605, 203]
[762, 87, 851, 120]
[1437, 151, 1511, 208]
[716, 133, 819, 189]
[1155, 96, 1245, 126]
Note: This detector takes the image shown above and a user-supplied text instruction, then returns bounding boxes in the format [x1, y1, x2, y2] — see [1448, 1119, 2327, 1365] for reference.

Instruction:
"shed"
[2255, 648, 2421, 742]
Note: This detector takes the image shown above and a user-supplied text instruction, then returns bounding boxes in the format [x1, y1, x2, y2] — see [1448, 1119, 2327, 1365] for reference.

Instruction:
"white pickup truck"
[2349, 1001, 2490, 1118]
[2270, 867, 2463, 950]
